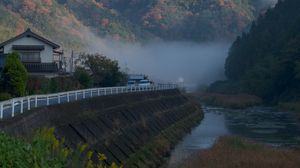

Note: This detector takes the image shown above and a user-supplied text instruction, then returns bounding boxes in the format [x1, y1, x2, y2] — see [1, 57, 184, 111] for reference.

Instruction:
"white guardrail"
[0, 84, 177, 120]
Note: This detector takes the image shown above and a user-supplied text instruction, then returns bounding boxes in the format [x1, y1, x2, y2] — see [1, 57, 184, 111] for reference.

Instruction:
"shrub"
[74, 67, 92, 88]
[27, 76, 81, 94]
[1, 52, 28, 97]
[0, 92, 12, 101]
[80, 53, 127, 87]
[0, 128, 123, 168]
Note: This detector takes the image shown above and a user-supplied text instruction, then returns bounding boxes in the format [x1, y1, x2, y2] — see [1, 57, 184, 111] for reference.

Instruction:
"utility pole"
[71, 50, 74, 73]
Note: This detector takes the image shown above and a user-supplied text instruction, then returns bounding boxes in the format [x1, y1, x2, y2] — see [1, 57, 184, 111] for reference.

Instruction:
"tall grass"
[197, 93, 262, 108]
[180, 137, 300, 168]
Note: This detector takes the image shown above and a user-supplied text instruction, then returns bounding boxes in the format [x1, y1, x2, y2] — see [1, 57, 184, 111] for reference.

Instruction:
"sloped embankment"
[0, 89, 203, 167]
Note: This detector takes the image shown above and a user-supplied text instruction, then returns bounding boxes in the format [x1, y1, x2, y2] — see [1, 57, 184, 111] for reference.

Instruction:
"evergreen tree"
[1, 52, 28, 97]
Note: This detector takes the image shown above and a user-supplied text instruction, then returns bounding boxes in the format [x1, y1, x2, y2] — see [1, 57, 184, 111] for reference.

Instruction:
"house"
[0, 28, 64, 77]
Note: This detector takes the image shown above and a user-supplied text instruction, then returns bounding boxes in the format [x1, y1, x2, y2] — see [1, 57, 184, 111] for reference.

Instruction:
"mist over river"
[167, 106, 300, 167]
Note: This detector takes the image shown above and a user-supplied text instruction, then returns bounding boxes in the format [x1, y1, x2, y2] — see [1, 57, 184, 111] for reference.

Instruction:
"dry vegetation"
[180, 137, 300, 168]
[197, 93, 263, 108]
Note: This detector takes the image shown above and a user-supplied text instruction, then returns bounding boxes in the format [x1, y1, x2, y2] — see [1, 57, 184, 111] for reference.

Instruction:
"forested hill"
[213, 0, 300, 104]
[0, 0, 272, 50]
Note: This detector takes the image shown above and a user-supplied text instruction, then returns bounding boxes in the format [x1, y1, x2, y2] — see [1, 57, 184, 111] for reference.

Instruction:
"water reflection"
[224, 107, 300, 146]
[167, 106, 300, 167]
[167, 107, 229, 167]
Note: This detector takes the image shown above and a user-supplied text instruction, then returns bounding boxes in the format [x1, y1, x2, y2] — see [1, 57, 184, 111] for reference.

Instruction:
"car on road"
[138, 80, 151, 87]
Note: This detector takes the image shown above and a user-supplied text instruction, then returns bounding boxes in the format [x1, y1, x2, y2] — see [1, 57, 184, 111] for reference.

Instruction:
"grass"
[180, 136, 300, 168]
[195, 92, 263, 109]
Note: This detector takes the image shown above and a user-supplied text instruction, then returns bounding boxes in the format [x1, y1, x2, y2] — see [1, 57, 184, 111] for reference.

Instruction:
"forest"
[209, 0, 300, 105]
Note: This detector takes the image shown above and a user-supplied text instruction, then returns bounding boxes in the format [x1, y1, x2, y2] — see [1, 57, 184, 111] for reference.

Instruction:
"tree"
[74, 67, 92, 88]
[80, 53, 127, 87]
[1, 52, 28, 97]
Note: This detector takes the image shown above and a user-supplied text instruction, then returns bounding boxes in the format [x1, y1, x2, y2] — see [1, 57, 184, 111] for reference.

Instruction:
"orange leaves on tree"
[101, 18, 110, 27]
[43, 0, 53, 7]
[145, 7, 163, 21]
[22, 0, 36, 11]
[92, 0, 104, 9]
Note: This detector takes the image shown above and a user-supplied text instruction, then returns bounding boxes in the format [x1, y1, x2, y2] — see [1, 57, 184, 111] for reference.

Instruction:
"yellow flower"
[98, 153, 107, 161]
[78, 144, 88, 153]
[110, 162, 118, 168]
[86, 160, 94, 168]
[62, 149, 70, 159]
[87, 151, 93, 160]
[53, 139, 59, 149]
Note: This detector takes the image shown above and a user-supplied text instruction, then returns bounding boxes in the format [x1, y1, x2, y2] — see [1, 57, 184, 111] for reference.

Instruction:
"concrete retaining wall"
[0, 89, 203, 167]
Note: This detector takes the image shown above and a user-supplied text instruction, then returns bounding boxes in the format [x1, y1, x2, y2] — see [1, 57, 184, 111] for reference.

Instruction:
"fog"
[80, 32, 229, 90]
[256, 0, 278, 9]
[71, 1, 279, 90]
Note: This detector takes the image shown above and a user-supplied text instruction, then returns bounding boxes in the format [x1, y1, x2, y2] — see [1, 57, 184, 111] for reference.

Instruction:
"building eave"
[0, 28, 60, 49]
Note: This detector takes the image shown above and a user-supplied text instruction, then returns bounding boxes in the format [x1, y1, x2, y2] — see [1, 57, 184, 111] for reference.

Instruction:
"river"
[167, 106, 300, 167]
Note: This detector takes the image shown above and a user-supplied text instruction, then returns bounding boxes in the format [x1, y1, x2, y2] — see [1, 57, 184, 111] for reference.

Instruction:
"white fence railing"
[0, 84, 177, 120]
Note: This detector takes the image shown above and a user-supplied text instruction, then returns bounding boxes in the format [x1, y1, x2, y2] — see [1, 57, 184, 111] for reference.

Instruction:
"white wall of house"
[3, 36, 54, 63]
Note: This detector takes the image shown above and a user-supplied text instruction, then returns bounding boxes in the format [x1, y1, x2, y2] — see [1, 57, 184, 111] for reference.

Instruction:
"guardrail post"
[67, 93, 70, 102]
[58, 95, 61, 104]
[98, 88, 100, 96]
[20, 98, 24, 114]
[83, 91, 86, 99]
[104, 89, 107, 95]
[0, 103, 3, 119]
[35, 96, 38, 108]
[11, 99, 15, 117]
[47, 96, 50, 105]
[90, 90, 92, 97]
[27, 97, 30, 110]
[75, 92, 78, 100]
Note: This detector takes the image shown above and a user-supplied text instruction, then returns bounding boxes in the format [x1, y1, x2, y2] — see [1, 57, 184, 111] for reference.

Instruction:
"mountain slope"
[218, 0, 300, 103]
[65, 0, 258, 41]
[0, 0, 273, 50]
[0, 0, 89, 50]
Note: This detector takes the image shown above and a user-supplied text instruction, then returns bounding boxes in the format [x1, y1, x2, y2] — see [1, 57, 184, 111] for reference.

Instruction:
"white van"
[138, 80, 151, 87]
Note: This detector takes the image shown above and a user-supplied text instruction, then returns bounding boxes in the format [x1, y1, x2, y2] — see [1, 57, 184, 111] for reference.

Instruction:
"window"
[19, 51, 41, 63]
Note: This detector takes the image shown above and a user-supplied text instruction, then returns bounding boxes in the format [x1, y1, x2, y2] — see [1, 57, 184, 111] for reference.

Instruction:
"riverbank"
[179, 136, 300, 168]
[164, 105, 300, 168]
[192, 92, 262, 109]
[279, 101, 300, 120]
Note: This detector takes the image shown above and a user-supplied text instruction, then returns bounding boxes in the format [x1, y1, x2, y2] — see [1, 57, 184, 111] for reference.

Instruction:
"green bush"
[0, 92, 11, 101]
[0, 128, 69, 168]
[27, 76, 81, 94]
[0, 128, 123, 168]
[1, 52, 28, 97]
[81, 53, 127, 87]
[74, 67, 92, 88]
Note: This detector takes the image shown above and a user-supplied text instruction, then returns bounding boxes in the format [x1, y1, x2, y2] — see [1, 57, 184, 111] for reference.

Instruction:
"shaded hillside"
[68, 0, 258, 41]
[212, 0, 300, 103]
[0, 0, 88, 50]
[0, 0, 274, 50]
